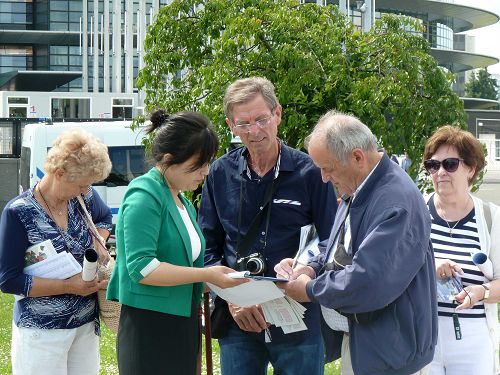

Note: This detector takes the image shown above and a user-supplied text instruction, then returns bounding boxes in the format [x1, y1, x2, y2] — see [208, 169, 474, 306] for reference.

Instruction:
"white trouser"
[341, 334, 430, 375]
[11, 321, 99, 375]
[429, 315, 494, 375]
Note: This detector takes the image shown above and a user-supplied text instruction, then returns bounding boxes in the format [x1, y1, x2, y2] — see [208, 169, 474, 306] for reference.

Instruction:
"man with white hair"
[276, 111, 437, 375]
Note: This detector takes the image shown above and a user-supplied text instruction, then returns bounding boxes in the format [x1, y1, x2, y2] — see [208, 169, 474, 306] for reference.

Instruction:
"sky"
[455, 0, 500, 76]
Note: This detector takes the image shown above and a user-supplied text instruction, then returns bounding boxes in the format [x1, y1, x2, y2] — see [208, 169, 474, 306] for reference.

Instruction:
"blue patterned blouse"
[0, 186, 112, 332]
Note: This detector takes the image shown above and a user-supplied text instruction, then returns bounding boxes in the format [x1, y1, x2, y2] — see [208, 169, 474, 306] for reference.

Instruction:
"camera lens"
[247, 257, 265, 274]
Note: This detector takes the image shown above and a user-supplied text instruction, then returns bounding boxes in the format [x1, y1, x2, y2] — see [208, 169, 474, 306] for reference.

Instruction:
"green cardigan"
[107, 167, 205, 317]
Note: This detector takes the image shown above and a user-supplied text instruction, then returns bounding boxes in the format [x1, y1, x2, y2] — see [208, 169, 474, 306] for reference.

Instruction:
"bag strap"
[77, 196, 110, 263]
[483, 201, 492, 234]
[236, 177, 281, 258]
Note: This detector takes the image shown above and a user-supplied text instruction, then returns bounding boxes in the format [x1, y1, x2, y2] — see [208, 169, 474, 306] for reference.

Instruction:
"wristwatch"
[481, 284, 490, 300]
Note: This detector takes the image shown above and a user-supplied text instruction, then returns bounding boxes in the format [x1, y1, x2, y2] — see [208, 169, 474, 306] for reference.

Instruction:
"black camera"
[236, 253, 266, 275]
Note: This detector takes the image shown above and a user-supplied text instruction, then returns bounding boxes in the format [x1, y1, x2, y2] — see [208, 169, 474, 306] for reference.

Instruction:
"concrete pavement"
[474, 167, 500, 206]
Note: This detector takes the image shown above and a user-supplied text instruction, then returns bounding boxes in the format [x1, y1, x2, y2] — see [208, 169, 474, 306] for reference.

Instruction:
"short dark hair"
[423, 125, 485, 185]
[148, 110, 219, 172]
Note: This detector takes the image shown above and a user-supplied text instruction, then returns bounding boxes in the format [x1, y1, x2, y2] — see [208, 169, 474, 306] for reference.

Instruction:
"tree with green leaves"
[465, 68, 499, 100]
[136, 0, 466, 180]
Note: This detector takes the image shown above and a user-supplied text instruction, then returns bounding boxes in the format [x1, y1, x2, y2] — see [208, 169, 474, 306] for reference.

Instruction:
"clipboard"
[228, 271, 289, 282]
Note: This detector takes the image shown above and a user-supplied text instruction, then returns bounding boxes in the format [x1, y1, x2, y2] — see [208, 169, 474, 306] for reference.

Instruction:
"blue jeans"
[219, 326, 325, 375]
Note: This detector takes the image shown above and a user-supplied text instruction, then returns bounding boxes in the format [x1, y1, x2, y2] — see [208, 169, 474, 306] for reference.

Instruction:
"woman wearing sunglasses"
[423, 125, 500, 375]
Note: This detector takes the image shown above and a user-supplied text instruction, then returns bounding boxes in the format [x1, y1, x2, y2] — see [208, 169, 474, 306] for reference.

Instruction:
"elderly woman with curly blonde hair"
[0, 128, 113, 375]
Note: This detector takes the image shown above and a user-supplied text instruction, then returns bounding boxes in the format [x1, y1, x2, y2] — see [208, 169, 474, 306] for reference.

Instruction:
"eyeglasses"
[233, 114, 273, 133]
[423, 158, 464, 174]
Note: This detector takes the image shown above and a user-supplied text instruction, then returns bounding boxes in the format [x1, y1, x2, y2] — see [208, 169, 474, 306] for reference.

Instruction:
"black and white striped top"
[428, 195, 487, 319]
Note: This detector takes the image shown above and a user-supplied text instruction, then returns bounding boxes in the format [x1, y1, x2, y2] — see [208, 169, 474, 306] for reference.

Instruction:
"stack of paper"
[208, 275, 308, 335]
[23, 239, 82, 279]
[261, 296, 308, 334]
[16, 240, 82, 301]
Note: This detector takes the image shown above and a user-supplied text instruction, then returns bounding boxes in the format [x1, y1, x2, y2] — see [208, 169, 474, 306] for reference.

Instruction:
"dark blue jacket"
[199, 143, 337, 342]
[307, 154, 437, 375]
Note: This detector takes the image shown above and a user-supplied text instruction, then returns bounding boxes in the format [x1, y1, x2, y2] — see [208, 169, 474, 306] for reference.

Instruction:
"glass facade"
[0, 0, 494, 118]
[377, 8, 453, 50]
[49, 0, 82, 31]
[0, 0, 33, 28]
[0, 46, 33, 74]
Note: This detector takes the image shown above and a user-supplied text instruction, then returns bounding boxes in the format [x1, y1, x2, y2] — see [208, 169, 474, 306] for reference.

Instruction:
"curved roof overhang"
[0, 30, 79, 45]
[430, 48, 499, 73]
[376, 0, 499, 32]
[461, 97, 500, 110]
[0, 70, 82, 91]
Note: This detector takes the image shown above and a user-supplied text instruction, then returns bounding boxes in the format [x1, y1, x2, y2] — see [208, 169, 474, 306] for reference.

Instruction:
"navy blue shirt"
[199, 143, 337, 341]
[0, 187, 112, 331]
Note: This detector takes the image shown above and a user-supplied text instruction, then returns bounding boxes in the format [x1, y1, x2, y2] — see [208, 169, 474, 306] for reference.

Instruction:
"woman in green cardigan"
[107, 110, 245, 375]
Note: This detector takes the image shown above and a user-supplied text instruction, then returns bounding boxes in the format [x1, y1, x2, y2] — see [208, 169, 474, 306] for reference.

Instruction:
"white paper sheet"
[207, 279, 284, 307]
[24, 251, 82, 280]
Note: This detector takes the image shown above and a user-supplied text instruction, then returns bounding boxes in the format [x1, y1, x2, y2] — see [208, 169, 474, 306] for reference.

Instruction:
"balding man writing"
[276, 111, 437, 375]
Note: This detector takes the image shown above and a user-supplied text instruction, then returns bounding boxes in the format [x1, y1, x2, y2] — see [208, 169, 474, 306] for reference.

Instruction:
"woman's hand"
[455, 285, 486, 310]
[436, 258, 463, 279]
[274, 258, 315, 280]
[205, 266, 249, 289]
[65, 274, 108, 296]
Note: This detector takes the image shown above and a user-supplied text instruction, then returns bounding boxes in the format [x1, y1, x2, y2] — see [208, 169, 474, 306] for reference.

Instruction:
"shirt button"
[261, 231, 266, 235]
[259, 206, 263, 210]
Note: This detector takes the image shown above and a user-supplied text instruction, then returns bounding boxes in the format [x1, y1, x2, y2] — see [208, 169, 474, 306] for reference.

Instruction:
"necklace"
[38, 185, 65, 217]
[435, 196, 471, 237]
[442, 217, 461, 237]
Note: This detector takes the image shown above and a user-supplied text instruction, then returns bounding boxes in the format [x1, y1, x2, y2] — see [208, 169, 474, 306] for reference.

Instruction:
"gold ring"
[441, 272, 446, 277]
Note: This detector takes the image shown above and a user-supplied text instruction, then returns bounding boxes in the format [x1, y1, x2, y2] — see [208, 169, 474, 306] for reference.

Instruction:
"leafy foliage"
[136, 0, 466, 182]
[465, 68, 499, 100]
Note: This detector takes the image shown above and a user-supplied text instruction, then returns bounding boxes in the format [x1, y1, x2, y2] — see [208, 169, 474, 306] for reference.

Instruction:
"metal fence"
[0, 118, 28, 158]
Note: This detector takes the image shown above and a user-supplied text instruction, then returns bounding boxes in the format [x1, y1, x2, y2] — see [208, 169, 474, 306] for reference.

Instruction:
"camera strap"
[236, 176, 281, 259]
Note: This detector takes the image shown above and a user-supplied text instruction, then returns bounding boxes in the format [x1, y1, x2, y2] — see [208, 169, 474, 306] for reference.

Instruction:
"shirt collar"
[350, 158, 381, 202]
[239, 139, 292, 179]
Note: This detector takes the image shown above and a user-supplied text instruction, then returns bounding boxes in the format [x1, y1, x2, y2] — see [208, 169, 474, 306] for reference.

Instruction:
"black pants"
[117, 302, 199, 375]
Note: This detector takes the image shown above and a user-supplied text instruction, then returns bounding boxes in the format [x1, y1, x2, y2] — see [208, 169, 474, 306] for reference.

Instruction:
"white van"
[20, 121, 148, 224]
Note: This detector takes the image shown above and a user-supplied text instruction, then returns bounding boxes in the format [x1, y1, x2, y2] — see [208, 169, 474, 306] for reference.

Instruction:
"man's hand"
[228, 303, 268, 333]
[277, 274, 312, 302]
[274, 258, 315, 280]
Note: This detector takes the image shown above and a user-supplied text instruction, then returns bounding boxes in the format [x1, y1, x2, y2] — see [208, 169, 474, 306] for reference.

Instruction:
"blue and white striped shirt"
[428, 195, 486, 319]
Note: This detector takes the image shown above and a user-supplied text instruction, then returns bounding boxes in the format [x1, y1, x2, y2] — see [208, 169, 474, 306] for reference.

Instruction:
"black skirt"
[117, 300, 199, 375]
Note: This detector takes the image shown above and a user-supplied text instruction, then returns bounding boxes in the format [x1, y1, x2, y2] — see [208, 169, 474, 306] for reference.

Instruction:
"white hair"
[310, 110, 378, 162]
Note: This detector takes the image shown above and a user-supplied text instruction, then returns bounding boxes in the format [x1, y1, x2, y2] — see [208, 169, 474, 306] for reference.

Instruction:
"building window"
[112, 98, 133, 119]
[51, 98, 90, 119]
[0, 0, 33, 26]
[0, 45, 33, 73]
[8, 97, 28, 118]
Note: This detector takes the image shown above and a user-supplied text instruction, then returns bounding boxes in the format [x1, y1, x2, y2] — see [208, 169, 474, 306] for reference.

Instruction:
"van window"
[96, 146, 147, 186]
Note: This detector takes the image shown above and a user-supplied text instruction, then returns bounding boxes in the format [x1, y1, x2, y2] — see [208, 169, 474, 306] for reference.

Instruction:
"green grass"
[0, 292, 341, 374]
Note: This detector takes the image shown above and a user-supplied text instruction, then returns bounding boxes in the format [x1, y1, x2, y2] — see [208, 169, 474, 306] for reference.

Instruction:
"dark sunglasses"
[423, 158, 464, 174]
